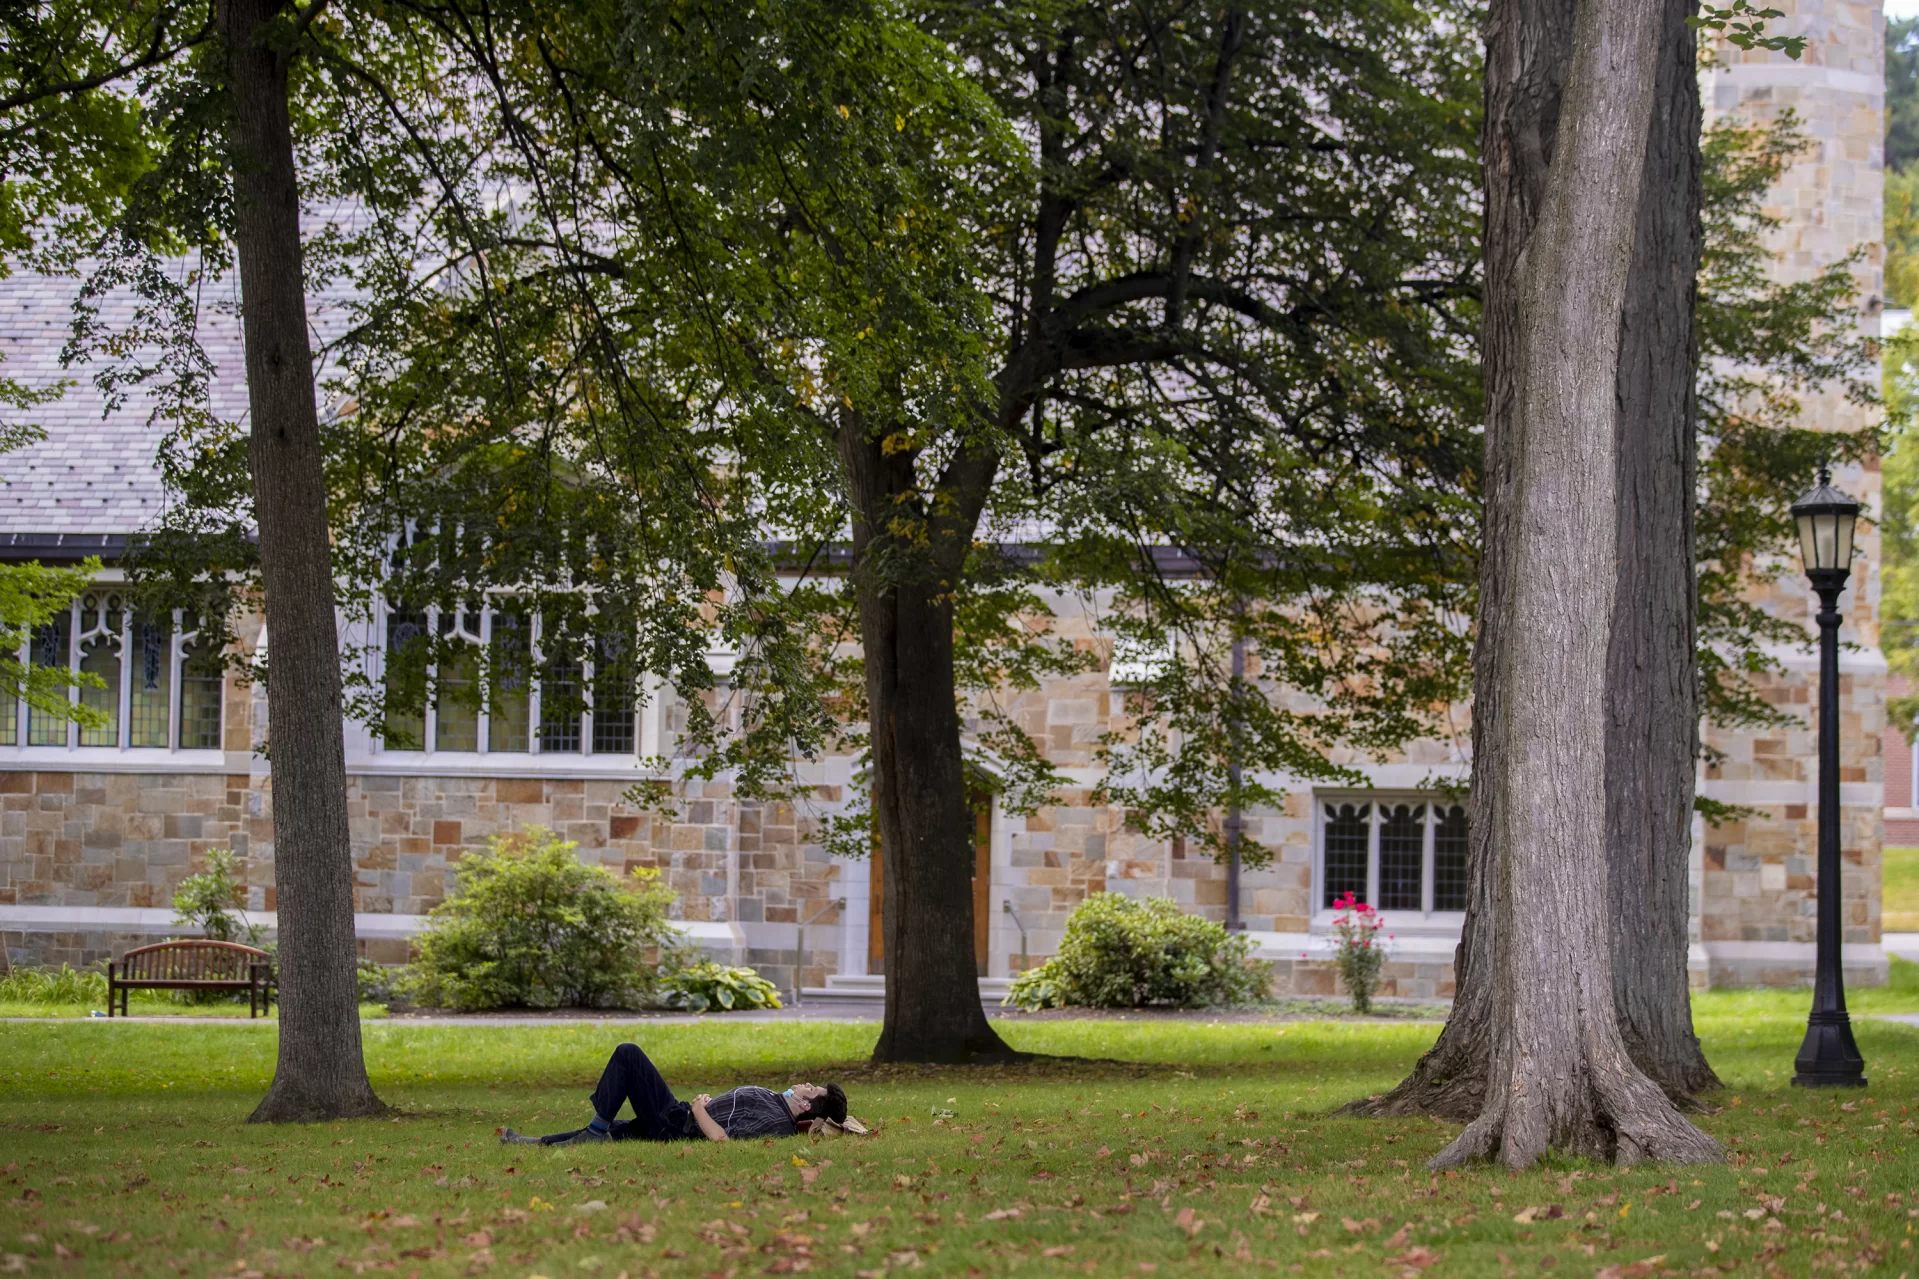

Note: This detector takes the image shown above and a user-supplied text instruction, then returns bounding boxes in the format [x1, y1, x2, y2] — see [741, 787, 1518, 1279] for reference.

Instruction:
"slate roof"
[1, 201, 367, 544]
[0, 259, 246, 537]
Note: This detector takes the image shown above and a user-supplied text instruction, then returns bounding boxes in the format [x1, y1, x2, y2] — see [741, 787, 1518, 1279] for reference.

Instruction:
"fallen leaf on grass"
[1384, 1247, 1440, 1270]
[574, 1201, 608, 1214]
[1292, 1212, 1319, 1225]
[1041, 1246, 1075, 1257]
[53, 1244, 79, 1261]
[1593, 1256, 1665, 1279]
[886, 1249, 921, 1269]
[461, 1231, 493, 1248]
[1340, 1217, 1379, 1233]
[1172, 1207, 1204, 1236]
[1383, 1227, 1408, 1248]
[0, 1258, 24, 1275]
[982, 1209, 1023, 1221]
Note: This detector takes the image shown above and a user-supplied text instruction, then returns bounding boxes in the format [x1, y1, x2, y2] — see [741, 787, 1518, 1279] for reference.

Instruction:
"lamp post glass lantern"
[1789, 468, 1866, 1089]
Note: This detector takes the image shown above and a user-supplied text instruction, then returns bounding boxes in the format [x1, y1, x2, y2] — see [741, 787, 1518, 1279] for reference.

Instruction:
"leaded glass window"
[27, 612, 70, 746]
[435, 608, 483, 752]
[383, 605, 427, 748]
[75, 593, 124, 747]
[1322, 803, 1370, 907]
[129, 612, 172, 747]
[591, 632, 635, 755]
[488, 609, 531, 752]
[1377, 803, 1425, 910]
[177, 627, 224, 750]
[1318, 796, 1470, 915]
[1433, 804, 1470, 911]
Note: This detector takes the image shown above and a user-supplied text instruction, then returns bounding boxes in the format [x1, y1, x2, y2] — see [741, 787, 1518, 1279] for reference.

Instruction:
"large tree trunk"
[1607, 0, 1720, 1101]
[222, 0, 385, 1123]
[1348, 0, 1715, 1121]
[837, 416, 1016, 1064]
[1429, 0, 1716, 1169]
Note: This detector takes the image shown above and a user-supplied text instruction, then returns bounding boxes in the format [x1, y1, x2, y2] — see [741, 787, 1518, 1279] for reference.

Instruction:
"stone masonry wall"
[0, 769, 843, 980]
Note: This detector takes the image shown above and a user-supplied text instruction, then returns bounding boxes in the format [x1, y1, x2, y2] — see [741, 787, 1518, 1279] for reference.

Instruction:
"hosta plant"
[661, 962, 784, 1012]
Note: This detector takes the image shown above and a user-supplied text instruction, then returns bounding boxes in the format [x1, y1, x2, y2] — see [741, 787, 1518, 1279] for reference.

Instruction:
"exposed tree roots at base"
[248, 1086, 389, 1125]
[1426, 1056, 1721, 1171]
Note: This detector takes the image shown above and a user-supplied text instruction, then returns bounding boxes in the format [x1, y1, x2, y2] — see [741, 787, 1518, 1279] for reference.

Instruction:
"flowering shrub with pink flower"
[1328, 891, 1387, 1013]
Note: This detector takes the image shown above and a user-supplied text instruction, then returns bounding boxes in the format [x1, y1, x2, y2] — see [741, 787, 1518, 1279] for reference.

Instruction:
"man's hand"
[690, 1094, 727, 1142]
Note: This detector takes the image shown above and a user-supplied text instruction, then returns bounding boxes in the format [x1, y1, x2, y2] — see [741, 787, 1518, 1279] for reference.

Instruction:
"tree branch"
[0, 4, 210, 113]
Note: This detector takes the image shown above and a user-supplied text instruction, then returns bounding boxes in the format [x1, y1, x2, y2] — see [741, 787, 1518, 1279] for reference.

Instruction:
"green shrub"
[357, 958, 402, 1008]
[400, 828, 684, 1011]
[0, 962, 108, 1005]
[172, 848, 263, 945]
[660, 962, 784, 1013]
[1004, 893, 1268, 1010]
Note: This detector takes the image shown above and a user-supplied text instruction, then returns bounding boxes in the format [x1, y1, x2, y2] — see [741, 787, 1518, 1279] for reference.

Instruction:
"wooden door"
[866, 789, 992, 977]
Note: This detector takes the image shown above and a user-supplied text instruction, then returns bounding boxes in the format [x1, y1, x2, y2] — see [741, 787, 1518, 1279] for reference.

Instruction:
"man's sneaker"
[545, 1127, 611, 1147]
[498, 1127, 541, 1145]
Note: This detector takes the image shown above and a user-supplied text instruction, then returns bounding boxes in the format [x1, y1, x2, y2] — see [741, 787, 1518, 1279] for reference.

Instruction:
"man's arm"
[691, 1094, 728, 1142]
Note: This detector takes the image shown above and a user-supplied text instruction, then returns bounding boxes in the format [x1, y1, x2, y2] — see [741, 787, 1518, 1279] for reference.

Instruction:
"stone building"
[0, 0, 1894, 998]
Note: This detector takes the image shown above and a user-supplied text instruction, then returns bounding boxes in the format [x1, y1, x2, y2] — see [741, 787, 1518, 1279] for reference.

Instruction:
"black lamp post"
[1789, 468, 1867, 1089]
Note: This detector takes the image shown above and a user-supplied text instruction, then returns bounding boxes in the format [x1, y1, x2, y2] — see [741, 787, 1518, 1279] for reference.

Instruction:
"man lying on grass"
[501, 1041, 848, 1146]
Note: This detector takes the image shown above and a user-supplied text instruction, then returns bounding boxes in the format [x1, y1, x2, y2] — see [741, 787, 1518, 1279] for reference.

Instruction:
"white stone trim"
[346, 755, 670, 781]
[0, 748, 232, 775]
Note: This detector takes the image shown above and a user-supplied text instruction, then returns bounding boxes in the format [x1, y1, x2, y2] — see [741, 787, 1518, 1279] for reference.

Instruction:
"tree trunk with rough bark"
[222, 0, 385, 1124]
[1608, 0, 1721, 1102]
[837, 416, 1016, 1064]
[1428, 0, 1717, 1169]
[1347, 0, 1717, 1122]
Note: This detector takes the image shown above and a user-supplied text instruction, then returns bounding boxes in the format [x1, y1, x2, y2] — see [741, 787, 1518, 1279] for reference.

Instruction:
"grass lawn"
[1886, 846, 1919, 932]
[2, 974, 1916, 1278]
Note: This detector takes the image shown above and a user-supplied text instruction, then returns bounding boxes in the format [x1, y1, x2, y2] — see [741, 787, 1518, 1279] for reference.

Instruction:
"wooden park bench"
[106, 940, 275, 1017]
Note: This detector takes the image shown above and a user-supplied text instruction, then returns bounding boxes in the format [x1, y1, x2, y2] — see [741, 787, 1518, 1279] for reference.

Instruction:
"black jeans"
[541, 1042, 696, 1144]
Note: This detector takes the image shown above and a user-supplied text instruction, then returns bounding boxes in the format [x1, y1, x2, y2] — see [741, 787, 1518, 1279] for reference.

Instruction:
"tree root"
[1427, 1042, 1721, 1170]
[248, 1083, 390, 1124]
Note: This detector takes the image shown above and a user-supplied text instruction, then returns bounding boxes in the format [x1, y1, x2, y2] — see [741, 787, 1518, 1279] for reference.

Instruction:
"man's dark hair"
[797, 1084, 848, 1127]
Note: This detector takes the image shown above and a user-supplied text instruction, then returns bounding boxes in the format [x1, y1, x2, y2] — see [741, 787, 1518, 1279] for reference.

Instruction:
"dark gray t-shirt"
[702, 1086, 798, 1140]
